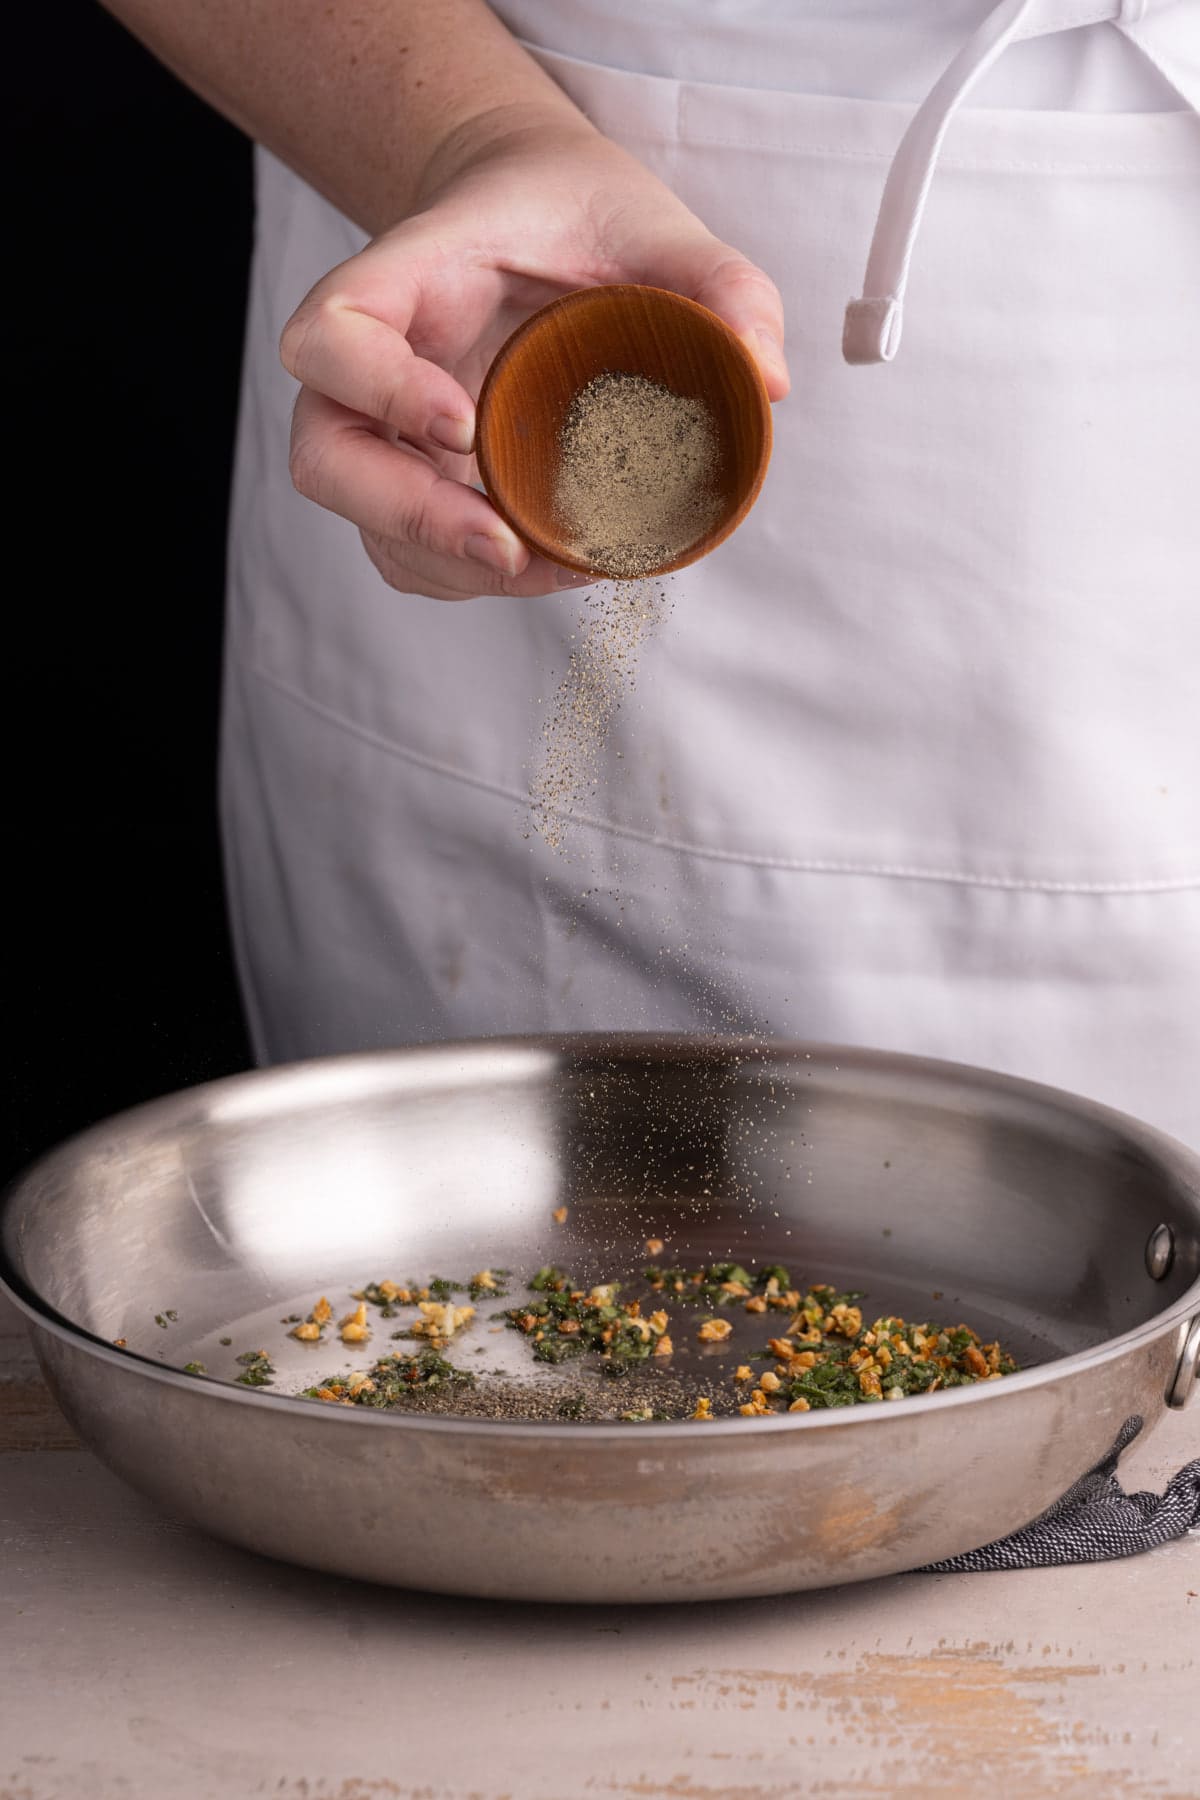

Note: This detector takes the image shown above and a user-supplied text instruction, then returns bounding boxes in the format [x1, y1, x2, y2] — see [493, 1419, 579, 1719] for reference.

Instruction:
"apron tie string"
[842, 0, 1187, 365]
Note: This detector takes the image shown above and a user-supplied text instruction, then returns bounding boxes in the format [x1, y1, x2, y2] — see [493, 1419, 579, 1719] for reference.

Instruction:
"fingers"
[281, 290, 476, 458]
[641, 237, 791, 401]
[291, 388, 589, 601]
[281, 254, 532, 597]
[694, 256, 791, 400]
[289, 387, 526, 575]
[361, 530, 592, 602]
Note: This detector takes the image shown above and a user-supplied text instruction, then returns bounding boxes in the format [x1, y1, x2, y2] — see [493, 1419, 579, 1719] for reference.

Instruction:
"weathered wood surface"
[2, 1345, 1197, 1800]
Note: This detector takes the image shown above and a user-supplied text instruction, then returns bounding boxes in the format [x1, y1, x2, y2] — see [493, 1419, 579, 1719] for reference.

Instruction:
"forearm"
[99, 0, 594, 234]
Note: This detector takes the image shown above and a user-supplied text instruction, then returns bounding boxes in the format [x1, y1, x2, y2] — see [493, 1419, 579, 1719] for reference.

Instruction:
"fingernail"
[465, 529, 523, 576]
[430, 413, 475, 456]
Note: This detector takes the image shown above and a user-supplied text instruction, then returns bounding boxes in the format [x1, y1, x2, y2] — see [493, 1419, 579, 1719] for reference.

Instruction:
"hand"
[280, 112, 790, 601]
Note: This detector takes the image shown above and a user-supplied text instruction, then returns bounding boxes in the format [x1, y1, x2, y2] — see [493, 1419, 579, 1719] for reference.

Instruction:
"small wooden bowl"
[475, 284, 773, 578]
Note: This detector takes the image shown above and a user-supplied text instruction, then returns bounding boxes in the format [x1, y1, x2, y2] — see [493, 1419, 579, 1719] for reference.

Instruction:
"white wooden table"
[3, 1304, 1198, 1800]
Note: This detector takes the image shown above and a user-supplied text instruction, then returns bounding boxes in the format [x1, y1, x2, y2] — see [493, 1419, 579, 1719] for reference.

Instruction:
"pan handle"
[1167, 1315, 1200, 1410]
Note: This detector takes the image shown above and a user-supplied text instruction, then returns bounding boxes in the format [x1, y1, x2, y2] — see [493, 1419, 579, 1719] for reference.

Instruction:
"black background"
[6, 4, 255, 1181]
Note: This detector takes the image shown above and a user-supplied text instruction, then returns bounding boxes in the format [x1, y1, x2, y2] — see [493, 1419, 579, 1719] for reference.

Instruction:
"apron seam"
[665, 140, 1197, 172]
[246, 661, 1200, 898]
[529, 43, 1200, 170]
[543, 115, 1200, 172]
[640, 133, 1196, 169]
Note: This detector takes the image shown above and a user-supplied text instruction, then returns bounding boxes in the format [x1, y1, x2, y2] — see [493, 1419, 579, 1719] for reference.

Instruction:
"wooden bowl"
[475, 284, 773, 578]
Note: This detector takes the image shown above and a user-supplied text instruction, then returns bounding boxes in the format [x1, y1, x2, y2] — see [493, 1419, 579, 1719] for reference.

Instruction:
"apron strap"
[842, 0, 1189, 366]
[1118, 2, 1200, 114]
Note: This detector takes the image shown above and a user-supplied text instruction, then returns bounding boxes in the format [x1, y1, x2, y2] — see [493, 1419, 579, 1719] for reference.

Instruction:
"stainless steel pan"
[3, 1037, 1198, 1602]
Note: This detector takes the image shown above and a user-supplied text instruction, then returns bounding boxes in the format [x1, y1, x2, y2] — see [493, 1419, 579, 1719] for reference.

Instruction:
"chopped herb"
[154, 1314, 169, 1329]
[427, 1276, 462, 1302]
[219, 1336, 232, 1346]
[165, 1310, 178, 1322]
[303, 1347, 474, 1408]
[502, 1269, 670, 1376]
[749, 1307, 1018, 1413]
[643, 1261, 862, 1314]
[234, 1350, 275, 1387]
[530, 1265, 569, 1292]
[355, 1280, 408, 1318]
[467, 1270, 510, 1300]
[642, 1261, 752, 1305]
[352, 1279, 493, 1318]
[357, 1282, 398, 1306]
[183, 1361, 206, 1377]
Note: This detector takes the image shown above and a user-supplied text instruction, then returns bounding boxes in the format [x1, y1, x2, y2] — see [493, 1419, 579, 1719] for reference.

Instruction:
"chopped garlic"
[339, 1302, 370, 1344]
[416, 1301, 475, 1341]
[698, 1318, 733, 1343]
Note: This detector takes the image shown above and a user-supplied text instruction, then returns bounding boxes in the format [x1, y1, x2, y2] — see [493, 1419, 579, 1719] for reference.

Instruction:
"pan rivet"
[1145, 1224, 1175, 1281]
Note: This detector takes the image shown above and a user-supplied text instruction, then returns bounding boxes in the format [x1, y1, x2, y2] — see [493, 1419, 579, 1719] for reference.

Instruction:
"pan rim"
[7, 1030, 1200, 1164]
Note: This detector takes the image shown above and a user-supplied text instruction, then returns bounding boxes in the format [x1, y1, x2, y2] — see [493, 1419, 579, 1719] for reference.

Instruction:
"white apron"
[221, 0, 1200, 1146]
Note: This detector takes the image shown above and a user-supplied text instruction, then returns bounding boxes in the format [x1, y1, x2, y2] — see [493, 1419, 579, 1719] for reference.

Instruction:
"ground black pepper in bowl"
[555, 371, 721, 579]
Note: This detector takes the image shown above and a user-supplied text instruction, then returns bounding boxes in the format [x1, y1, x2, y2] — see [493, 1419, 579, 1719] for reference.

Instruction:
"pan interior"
[5, 1041, 1198, 1419]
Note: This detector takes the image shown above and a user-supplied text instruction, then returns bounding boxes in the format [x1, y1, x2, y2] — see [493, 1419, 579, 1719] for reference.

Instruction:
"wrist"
[413, 100, 600, 211]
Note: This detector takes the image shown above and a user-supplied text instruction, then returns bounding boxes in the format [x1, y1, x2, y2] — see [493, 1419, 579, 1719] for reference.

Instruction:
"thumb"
[643, 233, 790, 401]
